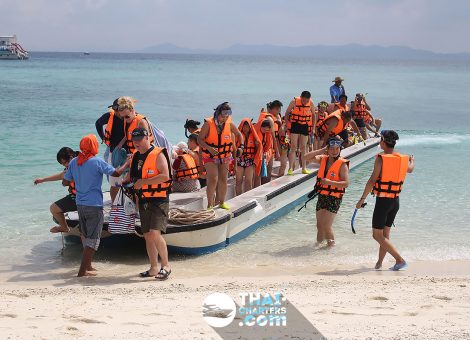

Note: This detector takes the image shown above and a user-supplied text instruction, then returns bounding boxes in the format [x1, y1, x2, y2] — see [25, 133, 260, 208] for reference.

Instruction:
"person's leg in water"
[243, 165, 254, 192]
[215, 163, 229, 208]
[78, 246, 97, 277]
[235, 165, 245, 196]
[287, 133, 300, 174]
[204, 162, 218, 208]
[317, 209, 337, 247]
[49, 203, 70, 233]
[375, 226, 391, 269]
[315, 209, 327, 246]
[372, 228, 405, 267]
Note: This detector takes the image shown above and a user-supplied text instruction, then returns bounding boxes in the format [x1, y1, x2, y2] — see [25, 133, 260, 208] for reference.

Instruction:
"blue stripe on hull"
[167, 239, 228, 255]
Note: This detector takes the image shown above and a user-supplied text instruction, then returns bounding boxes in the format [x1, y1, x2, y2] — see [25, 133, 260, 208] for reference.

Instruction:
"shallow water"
[1, 52, 469, 275]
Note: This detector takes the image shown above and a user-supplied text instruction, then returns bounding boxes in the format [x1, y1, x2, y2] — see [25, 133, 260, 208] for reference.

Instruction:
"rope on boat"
[168, 208, 216, 225]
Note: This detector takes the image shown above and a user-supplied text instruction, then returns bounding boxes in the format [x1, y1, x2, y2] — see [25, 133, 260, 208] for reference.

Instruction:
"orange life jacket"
[373, 153, 409, 198]
[237, 119, 258, 160]
[334, 102, 349, 113]
[124, 114, 154, 153]
[174, 154, 199, 180]
[103, 110, 115, 147]
[316, 156, 349, 199]
[354, 101, 368, 119]
[316, 110, 345, 137]
[131, 146, 172, 199]
[289, 97, 313, 126]
[202, 116, 233, 159]
[254, 119, 274, 164]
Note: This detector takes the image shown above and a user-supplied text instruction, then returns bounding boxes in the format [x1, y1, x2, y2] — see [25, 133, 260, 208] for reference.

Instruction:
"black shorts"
[338, 129, 349, 143]
[54, 194, 77, 213]
[372, 197, 400, 229]
[289, 122, 309, 136]
[354, 118, 366, 128]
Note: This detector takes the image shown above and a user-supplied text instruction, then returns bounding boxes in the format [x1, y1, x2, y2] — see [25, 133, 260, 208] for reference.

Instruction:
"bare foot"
[375, 261, 382, 270]
[77, 271, 97, 277]
[50, 226, 70, 233]
[87, 267, 97, 272]
[326, 240, 336, 247]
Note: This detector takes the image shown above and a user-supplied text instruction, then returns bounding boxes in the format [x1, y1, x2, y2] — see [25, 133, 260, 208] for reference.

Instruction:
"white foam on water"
[398, 133, 470, 146]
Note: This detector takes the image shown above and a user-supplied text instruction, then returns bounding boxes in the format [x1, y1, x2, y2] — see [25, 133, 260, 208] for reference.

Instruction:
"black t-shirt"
[95, 111, 125, 151]
[131, 146, 169, 203]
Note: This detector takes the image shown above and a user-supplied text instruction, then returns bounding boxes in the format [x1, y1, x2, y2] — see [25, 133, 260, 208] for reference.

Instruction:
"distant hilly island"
[139, 43, 470, 60]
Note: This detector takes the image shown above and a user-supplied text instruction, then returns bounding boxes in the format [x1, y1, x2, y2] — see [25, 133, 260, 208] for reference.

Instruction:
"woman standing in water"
[304, 138, 350, 247]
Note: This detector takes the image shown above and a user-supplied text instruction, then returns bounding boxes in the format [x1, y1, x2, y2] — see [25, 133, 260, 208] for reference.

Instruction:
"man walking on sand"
[356, 130, 414, 271]
[63, 134, 128, 277]
[124, 128, 172, 281]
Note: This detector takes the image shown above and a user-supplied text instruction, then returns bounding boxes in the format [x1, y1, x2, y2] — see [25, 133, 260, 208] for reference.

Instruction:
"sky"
[1, 0, 469, 53]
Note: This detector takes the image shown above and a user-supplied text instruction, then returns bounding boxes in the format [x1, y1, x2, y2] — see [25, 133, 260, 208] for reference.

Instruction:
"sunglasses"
[219, 109, 232, 117]
[328, 140, 342, 147]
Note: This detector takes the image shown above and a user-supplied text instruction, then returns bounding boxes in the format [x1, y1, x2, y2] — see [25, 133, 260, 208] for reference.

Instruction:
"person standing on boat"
[95, 98, 126, 202]
[255, 106, 280, 185]
[351, 93, 372, 140]
[116, 96, 153, 154]
[356, 130, 414, 271]
[184, 119, 201, 137]
[124, 128, 172, 280]
[187, 133, 206, 188]
[284, 91, 316, 175]
[197, 102, 244, 210]
[172, 142, 201, 192]
[330, 76, 346, 103]
[314, 101, 329, 150]
[62, 134, 129, 277]
[236, 118, 261, 195]
[304, 138, 350, 247]
[34, 147, 79, 233]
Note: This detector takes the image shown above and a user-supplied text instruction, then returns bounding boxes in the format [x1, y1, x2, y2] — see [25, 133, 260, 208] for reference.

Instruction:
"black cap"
[131, 127, 148, 140]
[108, 98, 119, 110]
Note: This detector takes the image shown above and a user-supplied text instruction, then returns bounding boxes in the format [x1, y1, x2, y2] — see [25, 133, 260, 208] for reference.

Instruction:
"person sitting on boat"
[115, 96, 153, 154]
[95, 98, 126, 202]
[327, 94, 350, 114]
[356, 130, 414, 271]
[184, 119, 201, 137]
[187, 133, 206, 188]
[351, 93, 372, 140]
[123, 128, 172, 280]
[304, 137, 350, 247]
[284, 91, 316, 175]
[364, 110, 382, 137]
[62, 134, 129, 277]
[313, 101, 329, 151]
[34, 147, 79, 233]
[197, 102, 244, 210]
[330, 76, 346, 103]
[172, 142, 201, 193]
[316, 106, 361, 148]
[235, 118, 261, 195]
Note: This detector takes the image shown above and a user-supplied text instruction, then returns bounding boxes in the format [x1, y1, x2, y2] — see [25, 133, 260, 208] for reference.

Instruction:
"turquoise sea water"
[1, 52, 469, 272]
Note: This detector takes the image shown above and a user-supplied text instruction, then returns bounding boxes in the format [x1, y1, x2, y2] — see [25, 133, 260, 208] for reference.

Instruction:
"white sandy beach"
[1, 260, 469, 339]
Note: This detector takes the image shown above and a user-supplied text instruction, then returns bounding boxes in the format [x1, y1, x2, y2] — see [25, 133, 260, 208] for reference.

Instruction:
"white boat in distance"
[0, 35, 29, 60]
[64, 137, 380, 255]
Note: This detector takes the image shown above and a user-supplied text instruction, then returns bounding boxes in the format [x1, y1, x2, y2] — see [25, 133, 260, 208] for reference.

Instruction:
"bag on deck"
[108, 188, 136, 234]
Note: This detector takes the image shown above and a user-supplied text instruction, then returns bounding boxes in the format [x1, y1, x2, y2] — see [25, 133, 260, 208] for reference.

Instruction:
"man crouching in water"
[356, 130, 414, 271]
[123, 128, 172, 281]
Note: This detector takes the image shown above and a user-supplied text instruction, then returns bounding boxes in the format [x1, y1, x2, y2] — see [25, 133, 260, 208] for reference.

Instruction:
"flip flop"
[139, 270, 154, 278]
[389, 262, 408, 271]
[155, 267, 171, 281]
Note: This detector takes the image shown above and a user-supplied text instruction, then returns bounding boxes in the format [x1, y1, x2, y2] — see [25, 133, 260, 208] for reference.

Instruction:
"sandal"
[155, 267, 171, 281]
[139, 270, 155, 278]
